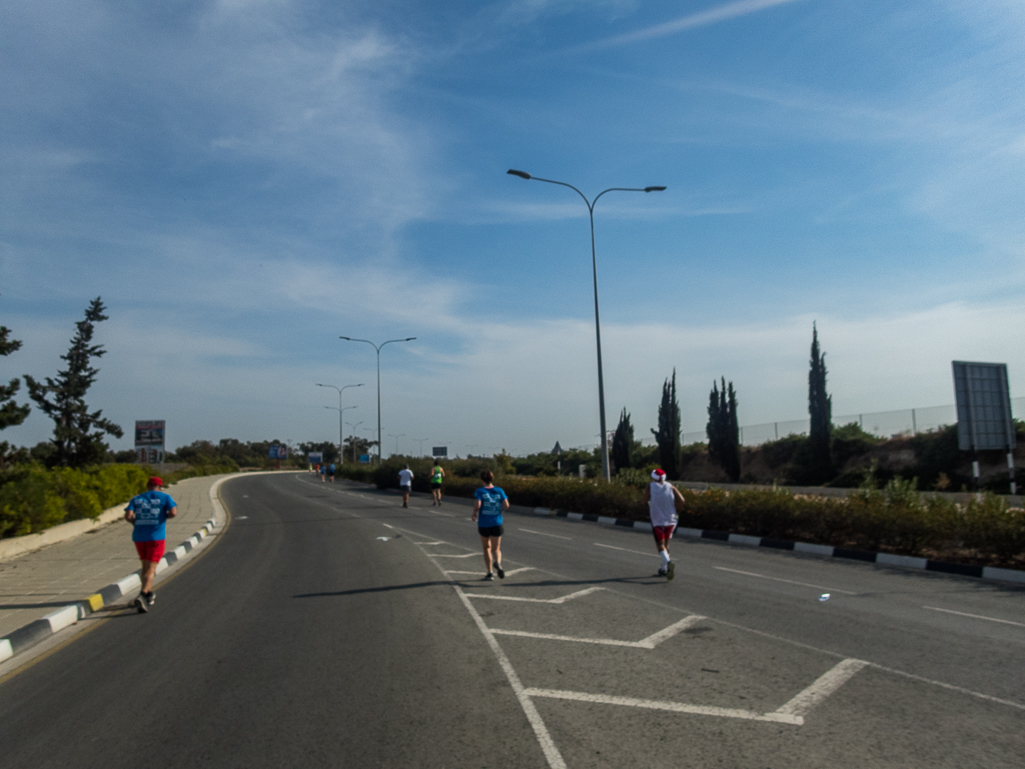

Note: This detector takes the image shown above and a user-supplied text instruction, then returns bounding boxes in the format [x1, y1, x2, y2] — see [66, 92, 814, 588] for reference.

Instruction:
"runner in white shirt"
[643, 468, 686, 580]
[398, 465, 414, 508]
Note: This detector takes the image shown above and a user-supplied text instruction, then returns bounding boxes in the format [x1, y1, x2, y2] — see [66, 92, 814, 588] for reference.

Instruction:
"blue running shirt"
[125, 490, 176, 542]
[474, 486, 507, 527]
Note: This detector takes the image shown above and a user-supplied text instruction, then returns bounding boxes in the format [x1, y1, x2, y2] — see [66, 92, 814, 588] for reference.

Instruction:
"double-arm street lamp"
[340, 337, 416, 465]
[507, 169, 666, 482]
[317, 383, 364, 463]
[345, 420, 364, 463]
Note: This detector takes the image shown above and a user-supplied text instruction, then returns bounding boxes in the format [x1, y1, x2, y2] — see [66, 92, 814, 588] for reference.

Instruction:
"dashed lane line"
[714, 566, 858, 595]
[923, 606, 1025, 628]
[594, 542, 656, 557]
[520, 528, 573, 540]
[490, 615, 706, 649]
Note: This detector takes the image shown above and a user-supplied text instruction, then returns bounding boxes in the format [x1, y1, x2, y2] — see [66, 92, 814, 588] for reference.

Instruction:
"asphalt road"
[1, 472, 1023, 768]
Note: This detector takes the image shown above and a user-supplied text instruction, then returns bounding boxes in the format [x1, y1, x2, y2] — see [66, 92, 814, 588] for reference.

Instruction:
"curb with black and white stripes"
[0, 517, 220, 664]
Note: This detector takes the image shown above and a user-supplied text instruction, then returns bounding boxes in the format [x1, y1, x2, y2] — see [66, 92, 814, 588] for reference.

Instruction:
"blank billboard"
[952, 361, 1015, 451]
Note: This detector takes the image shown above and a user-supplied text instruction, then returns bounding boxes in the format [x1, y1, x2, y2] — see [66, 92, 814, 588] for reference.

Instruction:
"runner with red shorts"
[124, 476, 177, 612]
[643, 468, 686, 580]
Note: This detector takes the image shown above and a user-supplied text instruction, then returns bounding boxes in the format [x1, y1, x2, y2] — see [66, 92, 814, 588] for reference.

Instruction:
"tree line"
[610, 324, 835, 484]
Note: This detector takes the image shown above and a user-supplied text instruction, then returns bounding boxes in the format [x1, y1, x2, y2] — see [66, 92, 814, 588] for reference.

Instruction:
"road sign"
[952, 361, 1015, 451]
[432, 446, 447, 457]
[135, 420, 165, 464]
[359, 454, 370, 464]
[307, 452, 323, 464]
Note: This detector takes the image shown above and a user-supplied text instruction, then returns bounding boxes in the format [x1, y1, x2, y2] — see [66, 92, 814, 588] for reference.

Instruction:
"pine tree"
[651, 369, 681, 479]
[808, 322, 833, 481]
[0, 321, 30, 431]
[24, 297, 123, 468]
[707, 377, 741, 481]
[611, 408, 634, 474]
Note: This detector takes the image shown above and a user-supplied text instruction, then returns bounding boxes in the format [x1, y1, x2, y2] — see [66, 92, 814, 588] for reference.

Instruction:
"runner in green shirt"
[430, 461, 445, 506]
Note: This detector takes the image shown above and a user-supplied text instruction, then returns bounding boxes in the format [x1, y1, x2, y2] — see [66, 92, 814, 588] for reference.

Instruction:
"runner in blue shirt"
[124, 476, 177, 613]
[472, 470, 509, 580]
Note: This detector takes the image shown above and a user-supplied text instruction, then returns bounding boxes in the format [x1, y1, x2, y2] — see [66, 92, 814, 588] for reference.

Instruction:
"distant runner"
[320, 464, 327, 482]
[328, 462, 336, 482]
[643, 468, 685, 580]
[398, 464, 414, 508]
[124, 476, 177, 612]
[472, 470, 509, 580]
[430, 461, 445, 506]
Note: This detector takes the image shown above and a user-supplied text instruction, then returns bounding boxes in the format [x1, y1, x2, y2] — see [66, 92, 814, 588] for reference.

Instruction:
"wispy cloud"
[570, 0, 807, 52]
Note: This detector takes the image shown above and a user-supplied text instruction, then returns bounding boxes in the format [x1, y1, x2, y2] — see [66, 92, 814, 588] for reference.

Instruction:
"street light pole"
[388, 433, 406, 457]
[339, 337, 416, 465]
[414, 437, 428, 457]
[507, 169, 665, 482]
[317, 382, 364, 463]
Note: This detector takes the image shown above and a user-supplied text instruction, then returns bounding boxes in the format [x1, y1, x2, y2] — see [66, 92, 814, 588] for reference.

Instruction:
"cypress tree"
[611, 408, 634, 475]
[707, 377, 741, 481]
[0, 320, 30, 431]
[24, 297, 123, 468]
[808, 323, 833, 481]
[651, 369, 681, 479]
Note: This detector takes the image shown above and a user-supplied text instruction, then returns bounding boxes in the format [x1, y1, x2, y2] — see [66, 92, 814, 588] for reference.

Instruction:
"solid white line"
[490, 615, 706, 649]
[445, 570, 483, 575]
[432, 552, 479, 558]
[714, 566, 857, 595]
[453, 592, 568, 768]
[416, 541, 445, 546]
[522, 688, 802, 725]
[774, 659, 869, 718]
[504, 567, 534, 577]
[520, 528, 572, 540]
[466, 587, 604, 604]
[594, 542, 655, 557]
[381, 523, 394, 529]
[923, 606, 1025, 628]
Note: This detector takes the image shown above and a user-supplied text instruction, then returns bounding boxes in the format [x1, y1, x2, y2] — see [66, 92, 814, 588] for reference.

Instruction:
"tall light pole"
[507, 169, 666, 481]
[317, 383, 364, 463]
[339, 337, 416, 465]
[414, 437, 428, 457]
[388, 433, 406, 457]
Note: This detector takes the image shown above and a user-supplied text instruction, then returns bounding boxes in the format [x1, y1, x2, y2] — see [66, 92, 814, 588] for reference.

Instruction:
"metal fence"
[680, 397, 1025, 447]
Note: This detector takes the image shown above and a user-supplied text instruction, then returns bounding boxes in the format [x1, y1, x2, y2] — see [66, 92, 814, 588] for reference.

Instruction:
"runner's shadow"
[294, 581, 452, 598]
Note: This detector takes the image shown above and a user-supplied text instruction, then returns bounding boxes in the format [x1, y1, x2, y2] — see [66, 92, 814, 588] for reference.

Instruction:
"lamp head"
[644, 186, 667, 193]
[405, 337, 416, 341]
[507, 169, 532, 180]
[339, 336, 351, 340]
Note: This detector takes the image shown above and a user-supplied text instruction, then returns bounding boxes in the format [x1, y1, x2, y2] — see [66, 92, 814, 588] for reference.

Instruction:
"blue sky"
[2, 0, 1024, 457]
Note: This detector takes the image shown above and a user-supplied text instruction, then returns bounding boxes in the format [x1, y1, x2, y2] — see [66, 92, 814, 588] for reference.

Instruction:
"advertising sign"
[432, 446, 448, 457]
[269, 445, 288, 459]
[135, 420, 165, 465]
[307, 452, 324, 464]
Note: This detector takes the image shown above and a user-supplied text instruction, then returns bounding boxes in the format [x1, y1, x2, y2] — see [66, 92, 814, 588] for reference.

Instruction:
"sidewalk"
[0, 474, 230, 640]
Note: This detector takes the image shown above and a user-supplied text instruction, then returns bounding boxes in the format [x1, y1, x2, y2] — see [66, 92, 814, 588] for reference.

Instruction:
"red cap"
[148, 476, 164, 488]
[651, 469, 666, 480]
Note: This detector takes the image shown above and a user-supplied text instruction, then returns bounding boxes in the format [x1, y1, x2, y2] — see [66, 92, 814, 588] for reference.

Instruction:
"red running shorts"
[652, 525, 676, 546]
[134, 539, 166, 563]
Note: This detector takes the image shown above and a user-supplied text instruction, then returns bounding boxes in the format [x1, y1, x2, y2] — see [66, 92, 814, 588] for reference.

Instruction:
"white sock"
[660, 550, 671, 567]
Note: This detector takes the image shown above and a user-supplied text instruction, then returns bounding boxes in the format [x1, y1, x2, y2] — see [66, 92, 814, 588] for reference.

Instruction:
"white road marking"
[714, 567, 857, 595]
[773, 659, 869, 719]
[453, 588, 568, 768]
[504, 567, 534, 577]
[432, 552, 479, 558]
[382, 523, 394, 529]
[490, 615, 706, 649]
[594, 542, 655, 557]
[466, 587, 604, 604]
[520, 528, 572, 540]
[522, 688, 802, 725]
[445, 570, 484, 575]
[923, 606, 1025, 628]
[416, 541, 444, 546]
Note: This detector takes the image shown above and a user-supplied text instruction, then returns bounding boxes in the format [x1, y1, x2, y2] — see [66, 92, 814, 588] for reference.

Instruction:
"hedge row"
[0, 462, 238, 540]
[340, 461, 1025, 567]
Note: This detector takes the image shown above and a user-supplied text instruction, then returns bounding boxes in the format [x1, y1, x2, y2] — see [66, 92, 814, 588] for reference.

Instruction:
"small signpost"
[359, 454, 371, 464]
[135, 420, 165, 465]
[952, 361, 1017, 493]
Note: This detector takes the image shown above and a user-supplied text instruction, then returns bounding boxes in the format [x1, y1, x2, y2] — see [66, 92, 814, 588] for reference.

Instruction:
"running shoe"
[134, 595, 148, 613]
[495, 563, 505, 579]
[483, 572, 494, 581]
[666, 561, 675, 581]
[145, 591, 156, 607]
[656, 568, 667, 577]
